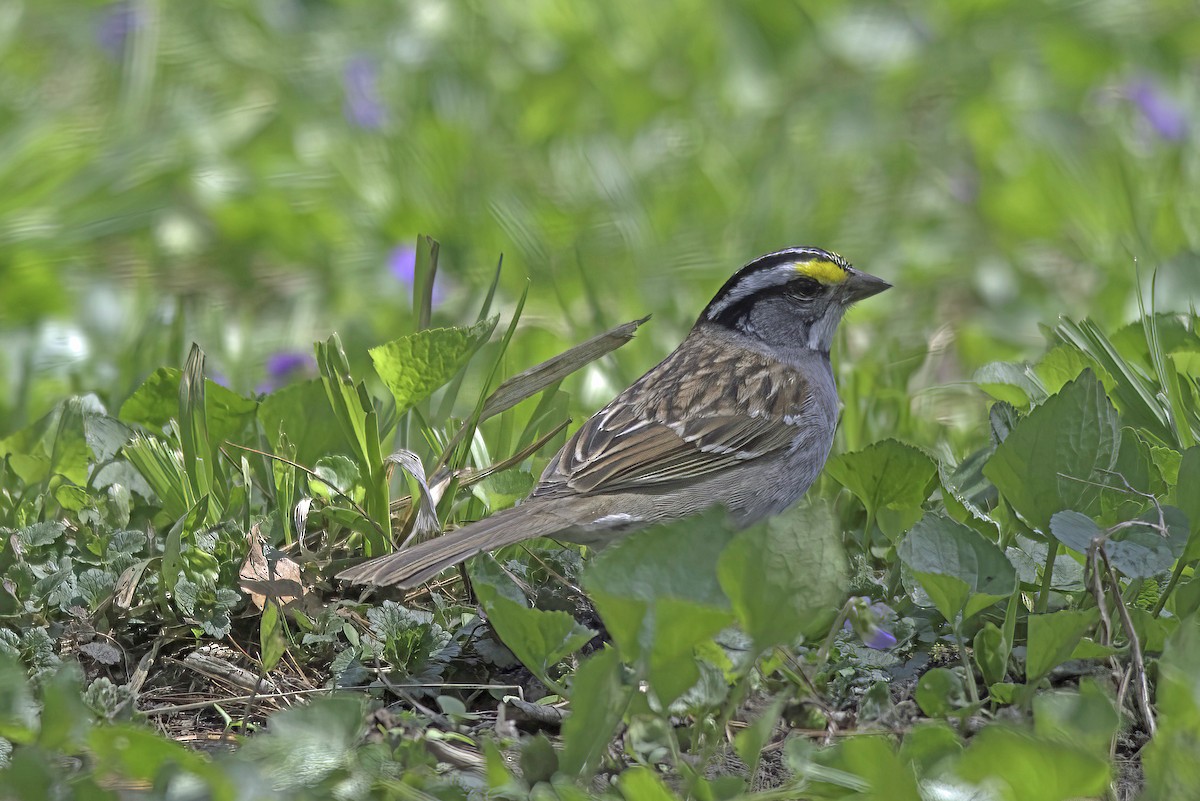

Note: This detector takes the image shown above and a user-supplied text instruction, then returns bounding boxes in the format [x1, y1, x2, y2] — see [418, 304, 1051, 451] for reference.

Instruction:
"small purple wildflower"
[343, 57, 386, 130]
[388, 246, 417, 284]
[1126, 78, 1187, 141]
[97, 2, 139, 58]
[387, 244, 449, 305]
[258, 351, 316, 393]
[266, 351, 316, 379]
[844, 598, 897, 651]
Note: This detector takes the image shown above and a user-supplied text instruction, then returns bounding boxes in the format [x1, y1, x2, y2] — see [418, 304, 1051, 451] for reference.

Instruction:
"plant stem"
[952, 621, 980, 705]
[1152, 559, 1186, 617]
[1036, 541, 1058, 613]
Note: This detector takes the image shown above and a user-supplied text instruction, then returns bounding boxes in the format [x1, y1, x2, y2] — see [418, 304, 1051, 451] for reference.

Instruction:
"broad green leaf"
[119, 368, 257, 447]
[89, 723, 235, 799]
[974, 361, 1043, 408]
[898, 514, 1017, 621]
[1127, 607, 1177, 654]
[1034, 344, 1114, 395]
[258, 379, 345, 466]
[37, 664, 89, 753]
[826, 439, 937, 540]
[559, 647, 630, 778]
[1034, 681, 1119, 757]
[914, 668, 967, 718]
[584, 510, 734, 705]
[956, 726, 1109, 801]
[1179, 446, 1200, 560]
[973, 622, 1008, 687]
[718, 500, 847, 651]
[618, 766, 680, 801]
[0, 657, 39, 744]
[1142, 616, 1200, 800]
[897, 722, 962, 775]
[1026, 608, 1098, 683]
[1049, 510, 1102, 554]
[0, 397, 94, 485]
[817, 735, 923, 801]
[518, 733, 558, 786]
[233, 697, 364, 790]
[983, 371, 1119, 532]
[474, 576, 595, 686]
[1106, 506, 1189, 578]
[369, 318, 498, 417]
[1054, 507, 1188, 578]
[1054, 318, 1171, 444]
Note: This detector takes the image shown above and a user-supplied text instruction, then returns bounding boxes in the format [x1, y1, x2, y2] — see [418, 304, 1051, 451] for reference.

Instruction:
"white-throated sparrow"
[339, 247, 890, 588]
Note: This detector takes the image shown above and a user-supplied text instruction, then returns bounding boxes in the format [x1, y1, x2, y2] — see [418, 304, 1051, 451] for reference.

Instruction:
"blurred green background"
[1, 0, 1197, 446]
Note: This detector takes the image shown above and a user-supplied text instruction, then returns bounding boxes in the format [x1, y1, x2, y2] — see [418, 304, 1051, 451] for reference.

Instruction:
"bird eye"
[788, 278, 821, 300]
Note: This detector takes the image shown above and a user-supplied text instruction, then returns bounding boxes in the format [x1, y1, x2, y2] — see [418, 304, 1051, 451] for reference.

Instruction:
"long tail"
[336, 503, 567, 588]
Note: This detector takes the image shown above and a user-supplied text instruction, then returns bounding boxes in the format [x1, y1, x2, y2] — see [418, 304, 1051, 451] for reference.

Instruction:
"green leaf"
[0, 657, 40, 744]
[1033, 680, 1119, 757]
[973, 622, 1009, 687]
[983, 370, 1120, 532]
[369, 318, 498, 417]
[474, 573, 595, 686]
[89, 723, 235, 800]
[120, 367, 257, 448]
[974, 361, 1043, 408]
[559, 647, 630, 778]
[1106, 506, 1189, 578]
[1026, 608, 1098, 683]
[178, 344, 215, 504]
[814, 735, 923, 801]
[233, 697, 364, 790]
[1178, 446, 1200, 560]
[898, 514, 1017, 621]
[1142, 616, 1200, 800]
[825, 439, 937, 540]
[583, 510, 734, 706]
[259, 602, 286, 673]
[1034, 344, 1113, 396]
[37, 664, 89, 753]
[897, 722, 962, 775]
[718, 500, 848, 651]
[1049, 510, 1102, 554]
[956, 726, 1109, 801]
[258, 379, 345, 466]
[914, 668, 967, 718]
[518, 733, 559, 786]
[618, 766, 680, 801]
[0, 397, 94, 485]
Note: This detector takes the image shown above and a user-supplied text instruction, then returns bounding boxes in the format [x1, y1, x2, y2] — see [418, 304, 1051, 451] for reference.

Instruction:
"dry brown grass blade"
[479, 315, 649, 421]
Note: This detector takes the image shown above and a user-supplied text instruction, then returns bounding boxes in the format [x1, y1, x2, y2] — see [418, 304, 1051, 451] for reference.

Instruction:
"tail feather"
[337, 503, 566, 588]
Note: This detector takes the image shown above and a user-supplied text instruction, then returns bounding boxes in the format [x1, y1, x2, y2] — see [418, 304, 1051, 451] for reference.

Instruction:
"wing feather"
[533, 332, 814, 497]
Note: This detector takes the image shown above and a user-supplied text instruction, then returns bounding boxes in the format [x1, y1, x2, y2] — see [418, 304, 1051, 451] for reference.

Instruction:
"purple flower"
[258, 351, 316, 393]
[1126, 78, 1187, 141]
[343, 57, 386, 130]
[844, 598, 897, 651]
[387, 244, 449, 306]
[97, 2, 139, 57]
[388, 246, 417, 284]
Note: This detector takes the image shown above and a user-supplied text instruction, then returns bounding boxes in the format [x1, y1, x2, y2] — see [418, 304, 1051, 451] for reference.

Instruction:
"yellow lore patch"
[793, 257, 849, 285]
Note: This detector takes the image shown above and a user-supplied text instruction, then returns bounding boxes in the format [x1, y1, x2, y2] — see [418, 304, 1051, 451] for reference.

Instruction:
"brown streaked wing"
[534, 337, 813, 496]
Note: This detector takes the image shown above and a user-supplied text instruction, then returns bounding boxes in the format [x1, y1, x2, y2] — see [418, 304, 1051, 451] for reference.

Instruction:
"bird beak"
[842, 269, 892, 303]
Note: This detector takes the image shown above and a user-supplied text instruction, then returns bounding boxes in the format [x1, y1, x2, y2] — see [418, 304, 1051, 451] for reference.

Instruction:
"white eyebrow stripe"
[704, 264, 796, 320]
